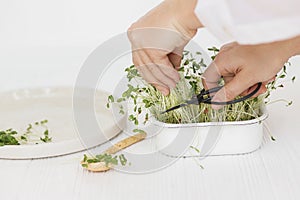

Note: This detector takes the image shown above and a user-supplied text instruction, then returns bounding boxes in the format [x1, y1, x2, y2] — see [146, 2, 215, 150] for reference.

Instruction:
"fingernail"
[168, 82, 176, 89]
[212, 104, 223, 110]
[157, 86, 169, 96]
[211, 97, 223, 110]
[162, 90, 169, 96]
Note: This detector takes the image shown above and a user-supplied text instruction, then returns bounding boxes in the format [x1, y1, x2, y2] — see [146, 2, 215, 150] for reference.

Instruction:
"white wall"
[0, 0, 162, 90]
[0, 0, 163, 46]
[0, 0, 220, 91]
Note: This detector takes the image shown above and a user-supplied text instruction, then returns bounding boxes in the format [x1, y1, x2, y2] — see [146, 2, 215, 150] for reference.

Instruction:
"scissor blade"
[161, 103, 188, 114]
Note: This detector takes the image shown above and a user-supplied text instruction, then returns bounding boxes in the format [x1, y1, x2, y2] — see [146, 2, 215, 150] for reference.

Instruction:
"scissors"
[161, 82, 262, 114]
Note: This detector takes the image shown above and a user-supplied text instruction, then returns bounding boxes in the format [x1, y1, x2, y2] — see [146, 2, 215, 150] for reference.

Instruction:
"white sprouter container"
[153, 106, 268, 157]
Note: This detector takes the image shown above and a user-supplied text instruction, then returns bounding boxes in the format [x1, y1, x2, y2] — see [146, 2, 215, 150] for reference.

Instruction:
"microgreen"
[106, 47, 295, 131]
[0, 119, 52, 147]
[107, 48, 278, 125]
[82, 153, 129, 168]
[40, 129, 52, 143]
[0, 129, 20, 146]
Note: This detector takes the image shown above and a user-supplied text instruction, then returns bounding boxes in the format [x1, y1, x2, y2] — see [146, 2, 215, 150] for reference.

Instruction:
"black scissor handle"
[197, 82, 262, 105]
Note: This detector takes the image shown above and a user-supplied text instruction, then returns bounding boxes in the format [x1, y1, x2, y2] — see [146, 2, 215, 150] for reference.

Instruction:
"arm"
[196, 0, 300, 44]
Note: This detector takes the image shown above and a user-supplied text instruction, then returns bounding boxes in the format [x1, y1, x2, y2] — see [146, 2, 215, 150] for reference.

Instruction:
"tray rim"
[151, 105, 268, 128]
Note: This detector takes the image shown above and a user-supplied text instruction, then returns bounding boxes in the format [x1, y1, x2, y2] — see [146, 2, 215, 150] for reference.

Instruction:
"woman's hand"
[127, 0, 202, 95]
[203, 36, 300, 109]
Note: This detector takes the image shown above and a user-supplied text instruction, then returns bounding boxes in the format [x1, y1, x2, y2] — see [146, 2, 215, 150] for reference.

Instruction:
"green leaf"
[41, 120, 48, 124]
[133, 129, 146, 135]
[20, 136, 27, 141]
[178, 67, 185, 72]
[279, 74, 286, 79]
[108, 95, 115, 103]
[283, 65, 287, 74]
[26, 124, 32, 131]
[128, 115, 135, 121]
[143, 113, 149, 124]
[83, 154, 88, 162]
[134, 119, 139, 126]
[81, 164, 88, 168]
[138, 107, 142, 114]
[117, 98, 125, 103]
[119, 154, 127, 166]
[207, 47, 220, 52]
[271, 136, 276, 141]
[40, 130, 52, 143]
[183, 60, 189, 65]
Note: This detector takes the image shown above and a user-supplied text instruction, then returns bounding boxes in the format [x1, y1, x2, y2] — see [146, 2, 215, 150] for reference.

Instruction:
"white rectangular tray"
[153, 106, 268, 157]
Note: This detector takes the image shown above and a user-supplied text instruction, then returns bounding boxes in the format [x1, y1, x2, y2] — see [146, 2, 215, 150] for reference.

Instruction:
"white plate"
[0, 87, 125, 159]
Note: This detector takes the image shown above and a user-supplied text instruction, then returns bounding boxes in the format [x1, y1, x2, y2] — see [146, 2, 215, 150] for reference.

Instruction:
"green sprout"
[106, 48, 294, 126]
[82, 153, 129, 168]
[0, 119, 52, 147]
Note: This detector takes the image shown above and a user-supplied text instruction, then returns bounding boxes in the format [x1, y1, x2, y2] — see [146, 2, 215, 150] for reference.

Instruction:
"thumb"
[211, 72, 254, 110]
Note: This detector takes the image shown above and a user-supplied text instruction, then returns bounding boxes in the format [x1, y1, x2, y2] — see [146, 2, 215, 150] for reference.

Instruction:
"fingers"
[132, 51, 170, 95]
[168, 45, 185, 70]
[202, 62, 222, 90]
[152, 51, 181, 82]
[241, 83, 267, 97]
[211, 72, 255, 110]
[140, 50, 179, 89]
[127, 19, 192, 96]
[168, 52, 182, 70]
[132, 49, 181, 95]
[240, 76, 275, 96]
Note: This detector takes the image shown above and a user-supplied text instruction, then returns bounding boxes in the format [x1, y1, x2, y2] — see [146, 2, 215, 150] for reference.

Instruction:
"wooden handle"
[104, 131, 147, 154]
[82, 130, 147, 172]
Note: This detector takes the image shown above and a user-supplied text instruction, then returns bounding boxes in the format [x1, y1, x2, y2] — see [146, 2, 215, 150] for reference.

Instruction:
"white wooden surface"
[1, 1, 300, 200]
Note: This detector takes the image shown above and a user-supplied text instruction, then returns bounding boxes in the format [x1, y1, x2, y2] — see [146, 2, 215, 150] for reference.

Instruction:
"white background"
[0, 0, 219, 91]
[0, 1, 300, 200]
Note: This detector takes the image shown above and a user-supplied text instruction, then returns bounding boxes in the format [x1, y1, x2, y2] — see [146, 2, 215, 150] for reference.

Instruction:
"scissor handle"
[162, 82, 263, 114]
[196, 82, 262, 105]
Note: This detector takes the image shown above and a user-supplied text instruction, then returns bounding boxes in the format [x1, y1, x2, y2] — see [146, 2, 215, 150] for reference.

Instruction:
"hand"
[127, 0, 202, 95]
[203, 37, 300, 109]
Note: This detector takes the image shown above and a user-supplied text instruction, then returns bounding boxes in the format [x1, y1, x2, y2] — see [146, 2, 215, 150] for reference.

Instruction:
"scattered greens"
[0, 120, 52, 147]
[40, 130, 52, 143]
[107, 47, 294, 125]
[0, 129, 20, 146]
[82, 153, 128, 168]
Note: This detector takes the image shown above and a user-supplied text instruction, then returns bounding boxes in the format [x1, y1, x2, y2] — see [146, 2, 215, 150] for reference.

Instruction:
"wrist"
[289, 35, 300, 56]
[281, 35, 300, 58]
